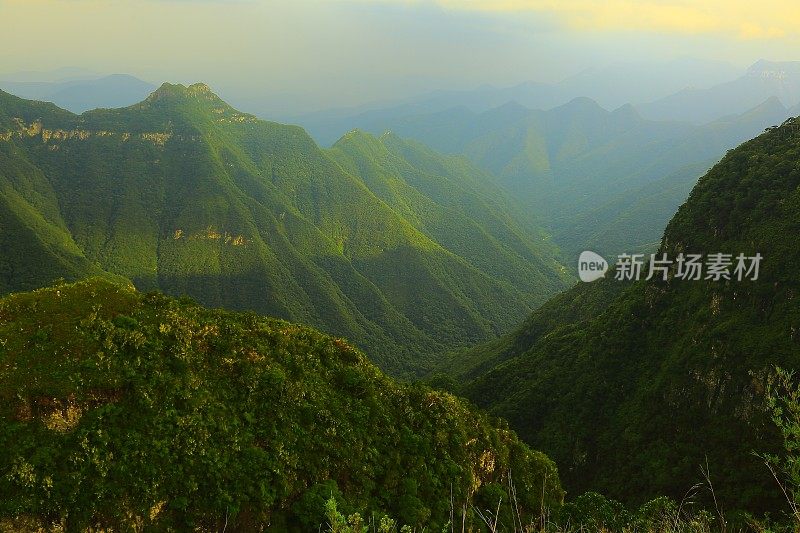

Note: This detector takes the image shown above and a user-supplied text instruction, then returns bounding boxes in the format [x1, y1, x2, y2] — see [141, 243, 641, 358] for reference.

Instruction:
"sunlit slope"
[0, 84, 569, 374]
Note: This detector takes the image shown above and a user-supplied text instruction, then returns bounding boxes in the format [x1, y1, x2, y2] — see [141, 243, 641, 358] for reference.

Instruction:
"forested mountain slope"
[327, 130, 568, 307]
[0, 84, 569, 375]
[458, 117, 800, 512]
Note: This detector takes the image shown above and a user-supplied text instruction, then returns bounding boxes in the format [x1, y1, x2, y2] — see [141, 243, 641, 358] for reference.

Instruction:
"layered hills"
[639, 60, 800, 124]
[336, 95, 792, 260]
[0, 84, 570, 375]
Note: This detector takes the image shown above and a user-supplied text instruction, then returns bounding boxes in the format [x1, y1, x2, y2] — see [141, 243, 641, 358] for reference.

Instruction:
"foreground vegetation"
[2, 279, 800, 532]
[322, 366, 800, 532]
[0, 279, 561, 531]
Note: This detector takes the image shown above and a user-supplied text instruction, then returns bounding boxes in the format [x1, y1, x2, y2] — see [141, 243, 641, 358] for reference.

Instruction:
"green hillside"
[345, 97, 791, 261]
[0, 278, 562, 530]
[0, 84, 570, 376]
[328, 130, 569, 308]
[456, 116, 800, 512]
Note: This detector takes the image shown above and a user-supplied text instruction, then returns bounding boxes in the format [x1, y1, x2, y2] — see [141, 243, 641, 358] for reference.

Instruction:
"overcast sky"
[1, 0, 798, 113]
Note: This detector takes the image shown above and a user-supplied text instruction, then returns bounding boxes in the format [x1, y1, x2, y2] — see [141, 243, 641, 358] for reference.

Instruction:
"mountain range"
[287, 60, 798, 263]
[639, 60, 800, 124]
[5, 62, 794, 265]
[0, 83, 569, 376]
[334, 94, 792, 261]
[291, 60, 796, 146]
[288, 58, 741, 145]
[2, 74, 800, 519]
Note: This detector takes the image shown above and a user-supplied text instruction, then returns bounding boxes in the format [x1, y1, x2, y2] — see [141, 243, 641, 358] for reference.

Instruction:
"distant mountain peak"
[710, 95, 790, 126]
[610, 102, 641, 120]
[564, 95, 604, 108]
[146, 82, 220, 103]
[549, 96, 607, 117]
[758, 94, 787, 108]
[131, 82, 256, 125]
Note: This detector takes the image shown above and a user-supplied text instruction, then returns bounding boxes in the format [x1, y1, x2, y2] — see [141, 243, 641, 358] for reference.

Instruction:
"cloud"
[8, 0, 796, 41]
[366, 0, 800, 41]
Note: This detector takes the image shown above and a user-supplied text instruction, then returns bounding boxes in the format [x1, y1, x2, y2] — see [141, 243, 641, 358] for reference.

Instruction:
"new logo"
[578, 251, 608, 282]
